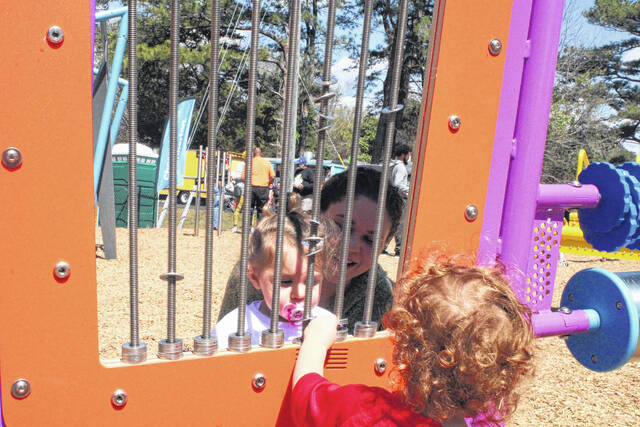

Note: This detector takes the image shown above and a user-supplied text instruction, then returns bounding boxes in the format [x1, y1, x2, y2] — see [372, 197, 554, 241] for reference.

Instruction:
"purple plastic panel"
[477, 0, 533, 266]
[497, 0, 565, 301]
[517, 208, 564, 310]
[537, 184, 600, 209]
[532, 309, 592, 337]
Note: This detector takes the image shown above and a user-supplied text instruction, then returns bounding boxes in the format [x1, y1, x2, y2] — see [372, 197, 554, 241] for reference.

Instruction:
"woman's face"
[323, 196, 392, 283]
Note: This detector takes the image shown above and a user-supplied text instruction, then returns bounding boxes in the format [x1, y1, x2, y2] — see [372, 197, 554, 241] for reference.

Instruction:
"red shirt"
[290, 373, 443, 427]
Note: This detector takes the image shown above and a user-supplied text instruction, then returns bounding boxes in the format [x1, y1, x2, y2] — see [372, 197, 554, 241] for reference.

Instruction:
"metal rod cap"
[228, 333, 251, 352]
[354, 321, 377, 338]
[122, 342, 148, 364]
[193, 335, 218, 356]
[261, 329, 285, 349]
[157, 339, 183, 360]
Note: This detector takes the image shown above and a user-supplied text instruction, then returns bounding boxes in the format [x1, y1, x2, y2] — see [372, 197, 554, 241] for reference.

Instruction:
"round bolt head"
[374, 358, 387, 375]
[2, 147, 22, 169]
[54, 261, 70, 280]
[569, 180, 582, 187]
[112, 389, 127, 408]
[591, 354, 598, 363]
[464, 205, 478, 221]
[616, 301, 623, 310]
[47, 26, 64, 44]
[568, 293, 575, 302]
[448, 115, 461, 131]
[489, 38, 503, 55]
[559, 306, 572, 314]
[252, 373, 266, 390]
[11, 379, 31, 399]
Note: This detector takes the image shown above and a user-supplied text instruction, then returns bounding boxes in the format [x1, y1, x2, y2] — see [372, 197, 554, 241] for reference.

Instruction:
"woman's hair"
[249, 209, 340, 277]
[320, 167, 404, 241]
[383, 254, 535, 424]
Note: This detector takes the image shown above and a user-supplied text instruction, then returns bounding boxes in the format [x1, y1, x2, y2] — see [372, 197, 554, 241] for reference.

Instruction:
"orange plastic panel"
[402, 0, 513, 274]
[0, 2, 395, 425]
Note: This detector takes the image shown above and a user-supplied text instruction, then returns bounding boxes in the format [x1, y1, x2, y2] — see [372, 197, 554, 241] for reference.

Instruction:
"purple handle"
[537, 184, 600, 209]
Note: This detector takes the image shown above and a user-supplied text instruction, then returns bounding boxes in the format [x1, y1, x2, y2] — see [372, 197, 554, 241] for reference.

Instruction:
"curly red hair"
[383, 254, 535, 425]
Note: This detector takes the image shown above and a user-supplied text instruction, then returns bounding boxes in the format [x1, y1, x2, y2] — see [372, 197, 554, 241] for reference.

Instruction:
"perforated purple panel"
[519, 208, 564, 310]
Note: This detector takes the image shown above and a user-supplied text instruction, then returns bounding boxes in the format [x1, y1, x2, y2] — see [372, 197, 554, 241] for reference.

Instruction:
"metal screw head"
[54, 261, 70, 280]
[591, 354, 598, 363]
[374, 358, 387, 375]
[111, 389, 127, 407]
[47, 26, 64, 45]
[464, 205, 478, 221]
[11, 379, 31, 399]
[252, 373, 266, 390]
[616, 301, 623, 310]
[2, 147, 22, 169]
[568, 293, 575, 302]
[569, 180, 582, 187]
[559, 306, 572, 314]
[448, 115, 461, 131]
[489, 38, 503, 55]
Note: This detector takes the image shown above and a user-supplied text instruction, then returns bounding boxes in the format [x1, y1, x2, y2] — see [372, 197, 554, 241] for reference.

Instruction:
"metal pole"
[194, 145, 203, 236]
[158, 0, 184, 360]
[302, 0, 337, 334]
[229, 0, 260, 353]
[194, 0, 221, 356]
[356, 0, 410, 337]
[121, 0, 147, 364]
[261, 0, 301, 349]
[333, 0, 375, 334]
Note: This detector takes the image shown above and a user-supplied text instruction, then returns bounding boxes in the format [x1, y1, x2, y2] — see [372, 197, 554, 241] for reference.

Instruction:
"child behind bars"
[290, 254, 536, 426]
[214, 208, 339, 350]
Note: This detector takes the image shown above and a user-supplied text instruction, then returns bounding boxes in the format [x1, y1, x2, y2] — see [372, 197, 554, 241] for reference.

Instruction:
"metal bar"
[532, 309, 598, 337]
[109, 80, 129, 147]
[195, 0, 221, 356]
[359, 0, 410, 334]
[262, 0, 302, 348]
[194, 145, 204, 236]
[95, 6, 127, 21]
[218, 151, 227, 234]
[230, 0, 261, 352]
[333, 0, 375, 327]
[537, 183, 600, 209]
[303, 0, 337, 331]
[121, 1, 147, 364]
[498, 0, 565, 290]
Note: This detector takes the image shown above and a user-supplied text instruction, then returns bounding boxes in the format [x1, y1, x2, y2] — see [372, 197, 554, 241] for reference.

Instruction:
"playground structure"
[561, 149, 640, 260]
[2, 0, 640, 426]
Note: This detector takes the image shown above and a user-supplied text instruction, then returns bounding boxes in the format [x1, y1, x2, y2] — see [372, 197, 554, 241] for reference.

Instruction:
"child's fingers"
[304, 314, 339, 348]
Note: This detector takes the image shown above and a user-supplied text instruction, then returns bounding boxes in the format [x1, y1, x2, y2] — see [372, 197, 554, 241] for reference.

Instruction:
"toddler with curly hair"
[290, 256, 536, 426]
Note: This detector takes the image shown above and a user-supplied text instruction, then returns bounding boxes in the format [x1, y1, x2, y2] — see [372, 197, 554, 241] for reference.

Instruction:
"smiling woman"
[217, 167, 404, 333]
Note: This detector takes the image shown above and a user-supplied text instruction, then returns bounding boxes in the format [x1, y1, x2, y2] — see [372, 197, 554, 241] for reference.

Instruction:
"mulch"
[96, 227, 640, 425]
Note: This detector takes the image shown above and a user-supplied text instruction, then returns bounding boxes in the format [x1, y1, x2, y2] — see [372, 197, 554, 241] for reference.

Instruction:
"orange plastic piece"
[401, 0, 513, 275]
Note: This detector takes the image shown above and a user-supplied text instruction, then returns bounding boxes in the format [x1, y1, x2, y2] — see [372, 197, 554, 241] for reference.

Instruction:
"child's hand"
[303, 314, 338, 350]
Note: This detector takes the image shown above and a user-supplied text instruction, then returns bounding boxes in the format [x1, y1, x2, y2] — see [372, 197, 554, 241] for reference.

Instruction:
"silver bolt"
[111, 389, 127, 407]
[374, 358, 387, 375]
[464, 205, 478, 221]
[47, 26, 64, 45]
[2, 147, 22, 169]
[54, 261, 70, 280]
[616, 301, 623, 310]
[488, 39, 503, 55]
[448, 115, 461, 131]
[252, 373, 266, 390]
[569, 180, 582, 187]
[559, 306, 572, 314]
[591, 354, 598, 363]
[11, 379, 31, 399]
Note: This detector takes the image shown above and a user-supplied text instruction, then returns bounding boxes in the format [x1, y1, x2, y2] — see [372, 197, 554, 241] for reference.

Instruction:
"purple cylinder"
[532, 309, 594, 337]
[498, 0, 565, 289]
[537, 184, 600, 209]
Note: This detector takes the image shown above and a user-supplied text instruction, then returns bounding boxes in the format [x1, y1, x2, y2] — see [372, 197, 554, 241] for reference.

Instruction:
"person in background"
[293, 156, 314, 212]
[384, 144, 412, 257]
[231, 152, 246, 233]
[290, 255, 535, 426]
[242, 147, 275, 222]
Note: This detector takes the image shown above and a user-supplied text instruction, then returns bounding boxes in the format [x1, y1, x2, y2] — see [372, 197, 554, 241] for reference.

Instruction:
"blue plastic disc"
[619, 163, 640, 250]
[561, 268, 639, 372]
[579, 162, 631, 233]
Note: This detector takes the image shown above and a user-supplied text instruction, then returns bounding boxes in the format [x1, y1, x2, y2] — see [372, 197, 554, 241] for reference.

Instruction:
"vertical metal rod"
[333, 0, 375, 321]
[195, 0, 221, 356]
[303, 0, 337, 328]
[194, 145, 203, 236]
[218, 151, 227, 234]
[230, 0, 261, 352]
[360, 0, 410, 331]
[121, 1, 147, 364]
[265, 0, 302, 345]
